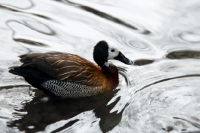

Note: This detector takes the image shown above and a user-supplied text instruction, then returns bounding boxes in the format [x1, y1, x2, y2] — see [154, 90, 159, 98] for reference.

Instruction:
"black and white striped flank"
[41, 80, 104, 98]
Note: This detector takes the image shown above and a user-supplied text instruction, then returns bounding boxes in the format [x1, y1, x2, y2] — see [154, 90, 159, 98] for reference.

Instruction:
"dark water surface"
[0, 0, 200, 133]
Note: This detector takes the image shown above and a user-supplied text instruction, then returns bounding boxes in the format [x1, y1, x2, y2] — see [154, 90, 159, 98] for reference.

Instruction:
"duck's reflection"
[8, 89, 125, 133]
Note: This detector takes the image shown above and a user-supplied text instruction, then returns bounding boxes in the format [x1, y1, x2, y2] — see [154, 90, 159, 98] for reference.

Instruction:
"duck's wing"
[19, 52, 106, 87]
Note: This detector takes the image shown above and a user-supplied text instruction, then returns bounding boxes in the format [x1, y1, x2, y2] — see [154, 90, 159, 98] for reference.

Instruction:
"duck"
[9, 40, 133, 98]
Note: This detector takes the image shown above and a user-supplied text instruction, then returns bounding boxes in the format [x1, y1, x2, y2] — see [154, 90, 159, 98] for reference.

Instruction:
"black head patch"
[93, 40, 109, 67]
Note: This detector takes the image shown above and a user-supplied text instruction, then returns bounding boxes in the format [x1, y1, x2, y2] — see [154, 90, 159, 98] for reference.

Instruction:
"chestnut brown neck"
[103, 63, 119, 89]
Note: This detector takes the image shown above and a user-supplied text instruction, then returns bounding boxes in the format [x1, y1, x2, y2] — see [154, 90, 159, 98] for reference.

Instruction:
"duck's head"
[93, 40, 133, 68]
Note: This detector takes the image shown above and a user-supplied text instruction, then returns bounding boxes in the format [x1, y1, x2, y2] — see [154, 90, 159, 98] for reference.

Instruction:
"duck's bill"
[114, 52, 133, 65]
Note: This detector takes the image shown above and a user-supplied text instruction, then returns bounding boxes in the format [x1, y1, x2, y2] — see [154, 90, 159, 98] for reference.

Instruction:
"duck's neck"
[94, 58, 109, 74]
[100, 62, 109, 74]
[101, 63, 119, 89]
[93, 51, 108, 72]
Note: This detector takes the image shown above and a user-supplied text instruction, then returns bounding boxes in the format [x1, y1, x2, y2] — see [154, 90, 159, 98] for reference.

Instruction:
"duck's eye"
[111, 49, 115, 52]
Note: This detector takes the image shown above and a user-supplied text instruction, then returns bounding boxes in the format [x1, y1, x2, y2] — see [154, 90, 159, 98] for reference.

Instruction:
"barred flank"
[42, 80, 104, 98]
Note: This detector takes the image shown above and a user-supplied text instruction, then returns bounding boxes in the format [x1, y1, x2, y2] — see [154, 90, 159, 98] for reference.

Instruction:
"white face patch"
[106, 41, 120, 60]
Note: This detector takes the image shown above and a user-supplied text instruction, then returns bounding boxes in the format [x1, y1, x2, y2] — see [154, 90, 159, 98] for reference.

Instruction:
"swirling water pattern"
[0, 0, 200, 133]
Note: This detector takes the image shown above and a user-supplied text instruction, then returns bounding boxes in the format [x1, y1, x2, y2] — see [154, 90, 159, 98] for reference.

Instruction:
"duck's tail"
[9, 66, 61, 99]
[9, 66, 30, 77]
[9, 66, 48, 80]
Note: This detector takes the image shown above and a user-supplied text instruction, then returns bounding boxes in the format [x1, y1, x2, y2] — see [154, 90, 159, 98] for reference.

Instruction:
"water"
[0, 0, 200, 132]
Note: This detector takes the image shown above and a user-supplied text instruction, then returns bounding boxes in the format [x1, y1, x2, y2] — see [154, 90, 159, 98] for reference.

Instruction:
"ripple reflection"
[8, 89, 126, 133]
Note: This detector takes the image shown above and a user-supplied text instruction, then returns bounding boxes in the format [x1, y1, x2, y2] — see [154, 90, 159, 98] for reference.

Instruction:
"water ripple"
[0, 0, 33, 9]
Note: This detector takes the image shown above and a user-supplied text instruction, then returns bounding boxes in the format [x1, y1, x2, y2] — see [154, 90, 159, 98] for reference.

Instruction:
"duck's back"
[10, 52, 111, 98]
